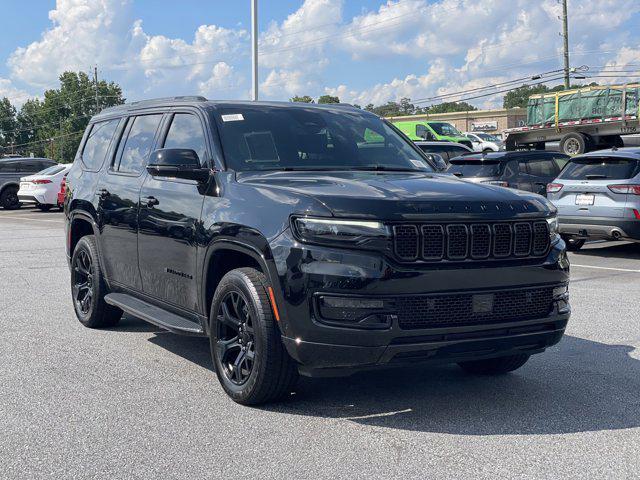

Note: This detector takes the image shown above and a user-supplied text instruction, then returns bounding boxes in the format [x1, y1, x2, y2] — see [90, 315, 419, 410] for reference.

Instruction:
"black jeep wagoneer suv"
[65, 97, 570, 404]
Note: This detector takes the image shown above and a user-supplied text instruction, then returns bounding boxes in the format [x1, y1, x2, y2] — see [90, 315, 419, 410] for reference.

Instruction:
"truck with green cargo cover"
[504, 84, 640, 156]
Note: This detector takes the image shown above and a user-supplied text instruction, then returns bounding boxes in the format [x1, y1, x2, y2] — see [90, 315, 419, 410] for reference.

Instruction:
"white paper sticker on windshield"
[410, 159, 427, 169]
[222, 114, 244, 122]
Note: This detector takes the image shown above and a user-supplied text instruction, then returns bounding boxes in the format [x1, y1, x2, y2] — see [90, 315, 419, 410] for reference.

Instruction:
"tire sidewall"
[209, 270, 270, 402]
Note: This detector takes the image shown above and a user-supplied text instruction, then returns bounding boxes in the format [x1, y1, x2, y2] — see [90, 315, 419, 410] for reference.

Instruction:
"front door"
[96, 113, 164, 290]
[137, 111, 210, 311]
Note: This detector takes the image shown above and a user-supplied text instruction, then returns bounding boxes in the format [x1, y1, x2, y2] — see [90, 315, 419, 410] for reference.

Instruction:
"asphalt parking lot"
[1, 208, 639, 479]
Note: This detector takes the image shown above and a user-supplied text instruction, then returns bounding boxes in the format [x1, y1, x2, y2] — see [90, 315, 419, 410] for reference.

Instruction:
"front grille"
[393, 220, 549, 262]
[394, 286, 555, 330]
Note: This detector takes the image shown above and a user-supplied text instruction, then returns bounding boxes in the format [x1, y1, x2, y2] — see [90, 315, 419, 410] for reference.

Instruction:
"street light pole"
[251, 0, 259, 101]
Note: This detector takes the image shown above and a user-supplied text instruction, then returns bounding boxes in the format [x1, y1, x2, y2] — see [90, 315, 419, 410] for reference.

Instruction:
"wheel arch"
[201, 239, 280, 334]
[68, 210, 99, 258]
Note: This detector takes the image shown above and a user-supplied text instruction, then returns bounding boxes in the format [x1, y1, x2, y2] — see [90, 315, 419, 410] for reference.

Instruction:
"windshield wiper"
[351, 165, 424, 172]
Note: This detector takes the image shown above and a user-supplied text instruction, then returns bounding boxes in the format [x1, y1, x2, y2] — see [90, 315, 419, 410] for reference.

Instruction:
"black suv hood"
[238, 171, 553, 221]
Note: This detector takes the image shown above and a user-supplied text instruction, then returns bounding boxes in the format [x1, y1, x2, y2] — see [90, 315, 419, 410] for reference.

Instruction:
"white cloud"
[0, 78, 30, 106]
[6, 0, 248, 101]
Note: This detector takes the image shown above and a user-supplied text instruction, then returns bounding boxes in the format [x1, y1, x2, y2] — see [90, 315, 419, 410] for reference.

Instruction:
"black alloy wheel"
[70, 235, 122, 328]
[216, 291, 256, 385]
[73, 249, 94, 315]
[1, 186, 20, 209]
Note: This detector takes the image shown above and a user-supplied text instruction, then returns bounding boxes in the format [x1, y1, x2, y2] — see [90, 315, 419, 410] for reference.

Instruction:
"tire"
[560, 133, 591, 156]
[36, 203, 53, 212]
[70, 235, 122, 328]
[482, 148, 493, 153]
[458, 354, 530, 375]
[0, 185, 21, 210]
[210, 267, 298, 405]
[562, 235, 585, 251]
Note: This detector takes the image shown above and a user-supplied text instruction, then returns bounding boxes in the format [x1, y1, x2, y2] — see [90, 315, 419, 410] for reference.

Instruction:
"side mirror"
[425, 154, 448, 172]
[146, 148, 211, 182]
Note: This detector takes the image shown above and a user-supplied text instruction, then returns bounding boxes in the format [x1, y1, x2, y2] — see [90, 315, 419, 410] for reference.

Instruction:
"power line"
[10, 130, 85, 149]
[414, 74, 567, 106]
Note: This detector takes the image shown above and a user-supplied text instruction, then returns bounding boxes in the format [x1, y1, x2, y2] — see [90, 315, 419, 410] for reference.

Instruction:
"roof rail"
[129, 96, 208, 106]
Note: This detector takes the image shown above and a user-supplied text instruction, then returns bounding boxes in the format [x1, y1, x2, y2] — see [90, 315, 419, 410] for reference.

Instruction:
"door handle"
[96, 189, 110, 199]
[144, 196, 159, 207]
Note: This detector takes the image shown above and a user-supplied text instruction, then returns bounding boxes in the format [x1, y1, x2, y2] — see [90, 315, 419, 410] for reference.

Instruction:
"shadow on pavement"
[573, 241, 640, 260]
[149, 331, 639, 435]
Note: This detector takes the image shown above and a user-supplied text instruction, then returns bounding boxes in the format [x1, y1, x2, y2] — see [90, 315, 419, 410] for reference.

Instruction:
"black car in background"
[447, 151, 570, 196]
[0, 157, 57, 209]
[414, 141, 473, 162]
[65, 98, 569, 405]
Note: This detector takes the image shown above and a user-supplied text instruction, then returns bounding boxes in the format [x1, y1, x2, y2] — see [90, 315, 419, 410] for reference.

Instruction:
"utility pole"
[561, 0, 570, 89]
[251, 0, 258, 101]
[94, 65, 99, 113]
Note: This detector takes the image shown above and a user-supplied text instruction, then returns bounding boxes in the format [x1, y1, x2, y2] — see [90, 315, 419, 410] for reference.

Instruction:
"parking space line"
[572, 264, 640, 273]
[0, 216, 64, 224]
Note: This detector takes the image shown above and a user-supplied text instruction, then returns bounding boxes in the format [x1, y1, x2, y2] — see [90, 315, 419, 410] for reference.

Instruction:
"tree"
[290, 95, 314, 103]
[12, 71, 124, 161]
[426, 101, 477, 114]
[317, 95, 340, 104]
[0, 97, 18, 153]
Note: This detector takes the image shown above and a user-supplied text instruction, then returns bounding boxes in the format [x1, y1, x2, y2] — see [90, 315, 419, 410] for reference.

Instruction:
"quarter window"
[163, 114, 208, 166]
[82, 119, 120, 171]
[115, 114, 163, 174]
[527, 158, 558, 177]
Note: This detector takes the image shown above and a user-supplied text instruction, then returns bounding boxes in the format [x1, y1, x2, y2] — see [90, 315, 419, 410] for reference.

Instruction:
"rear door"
[522, 155, 561, 196]
[551, 156, 640, 218]
[96, 113, 164, 290]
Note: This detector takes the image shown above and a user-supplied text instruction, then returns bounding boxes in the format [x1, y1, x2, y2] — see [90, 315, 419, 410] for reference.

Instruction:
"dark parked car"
[65, 98, 570, 405]
[0, 157, 56, 209]
[414, 141, 473, 162]
[447, 151, 570, 196]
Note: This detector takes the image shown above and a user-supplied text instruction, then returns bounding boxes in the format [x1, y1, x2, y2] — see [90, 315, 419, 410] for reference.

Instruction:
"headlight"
[292, 216, 391, 248]
[546, 215, 558, 236]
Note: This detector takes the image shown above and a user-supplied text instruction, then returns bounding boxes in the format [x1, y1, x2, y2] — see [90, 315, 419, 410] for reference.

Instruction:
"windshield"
[428, 122, 462, 136]
[477, 133, 500, 142]
[448, 160, 503, 177]
[214, 105, 434, 172]
[559, 157, 640, 180]
[37, 164, 66, 176]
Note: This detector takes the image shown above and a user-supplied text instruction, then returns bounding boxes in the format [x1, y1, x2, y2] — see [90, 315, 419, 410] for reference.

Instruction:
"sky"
[1, 0, 639, 109]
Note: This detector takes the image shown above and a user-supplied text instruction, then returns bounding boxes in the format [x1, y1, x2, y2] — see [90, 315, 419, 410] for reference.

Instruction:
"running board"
[104, 293, 205, 335]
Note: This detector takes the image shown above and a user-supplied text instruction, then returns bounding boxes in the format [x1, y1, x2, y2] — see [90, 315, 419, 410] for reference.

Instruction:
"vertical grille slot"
[470, 224, 491, 259]
[393, 225, 419, 260]
[422, 225, 444, 259]
[493, 224, 512, 258]
[532, 221, 550, 255]
[446, 225, 468, 259]
[513, 222, 532, 256]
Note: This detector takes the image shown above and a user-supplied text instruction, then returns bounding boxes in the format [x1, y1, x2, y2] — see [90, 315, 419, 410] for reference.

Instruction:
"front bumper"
[269, 231, 571, 376]
[559, 215, 640, 241]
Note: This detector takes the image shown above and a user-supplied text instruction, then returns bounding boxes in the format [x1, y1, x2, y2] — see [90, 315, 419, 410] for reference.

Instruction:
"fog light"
[317, 295, 392, 329]
[321, 297, 384, 309]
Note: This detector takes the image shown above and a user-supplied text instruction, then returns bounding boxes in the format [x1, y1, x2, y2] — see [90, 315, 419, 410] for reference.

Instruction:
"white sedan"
[18, 164, 71, 211]
[464, 132, 505, 153]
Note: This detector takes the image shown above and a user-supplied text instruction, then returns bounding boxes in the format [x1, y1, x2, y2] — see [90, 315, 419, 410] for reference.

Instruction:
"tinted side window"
[116, 114, 163, 174]
[416, 124, 428, 138]
[527, 158, 558, 177]
[82, 119, 120, 171]
[0, 162, 16, 172]
[22, 161, 43, 173]
[163, 114, 208, 166]
[553, 155, 570, 169]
